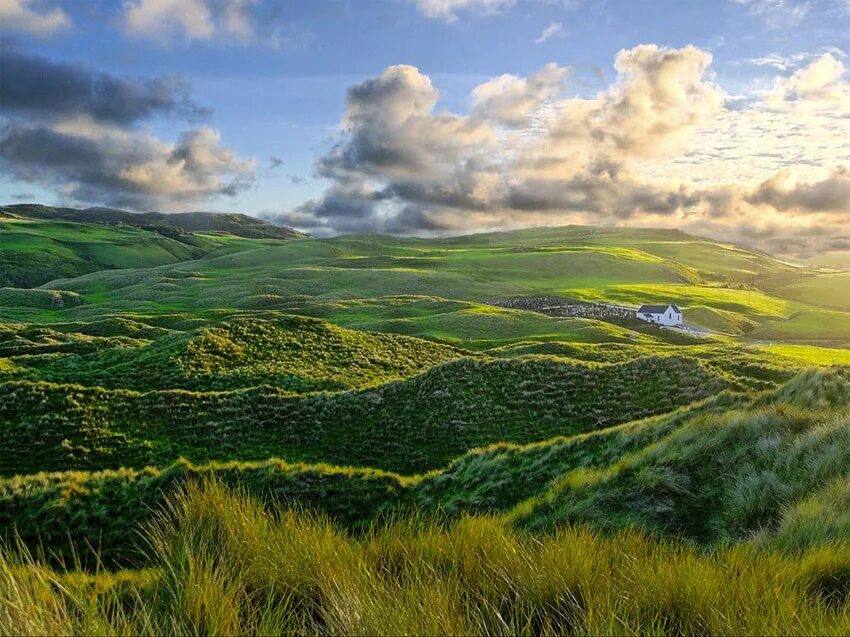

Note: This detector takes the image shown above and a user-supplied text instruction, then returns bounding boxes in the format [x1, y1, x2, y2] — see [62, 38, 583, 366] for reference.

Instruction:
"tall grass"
[3, 481, 850, 636]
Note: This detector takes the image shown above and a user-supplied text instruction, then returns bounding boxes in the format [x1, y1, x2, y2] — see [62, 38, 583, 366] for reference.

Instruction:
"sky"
[1, 0, 850, 255]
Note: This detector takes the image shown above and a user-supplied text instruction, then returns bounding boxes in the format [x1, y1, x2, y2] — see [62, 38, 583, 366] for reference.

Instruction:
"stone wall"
[488, 297, 636, 321]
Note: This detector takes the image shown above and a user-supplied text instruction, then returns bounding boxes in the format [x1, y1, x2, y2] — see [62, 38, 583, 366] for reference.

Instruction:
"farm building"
[636, 303, 682, 326]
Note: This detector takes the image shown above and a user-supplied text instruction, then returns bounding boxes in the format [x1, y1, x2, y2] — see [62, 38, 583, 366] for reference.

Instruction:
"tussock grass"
[2, 314, 464, 392]
[0, 354, 724, 476]
[4, 481, 850, 636]
[514, 369, 850, 543]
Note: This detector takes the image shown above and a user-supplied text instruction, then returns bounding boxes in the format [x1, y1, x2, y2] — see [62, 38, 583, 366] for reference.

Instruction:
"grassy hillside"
[513, 369, 850, 543]
[0, 355, 725, 476]
[0, 314, 465, 392]
[4, 218, 850, 634]
[751, 310, 850, 346]
[0, 225, 802, 327]
[0, 217, 218, 288]
[5, 367, 849, 570]
[1, 204, 304, 239]
[5, 482, 850, 636]
[0, 459, 408, 567]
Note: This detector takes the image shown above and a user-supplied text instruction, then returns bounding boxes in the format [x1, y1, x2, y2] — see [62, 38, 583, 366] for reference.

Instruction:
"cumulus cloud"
[582, 45, 724, 157]
[471, 63, 569, 127]
[282, 45, 726, 236]
[748, 167, 850, 212]
[317, 64, 496, 181]
[273, 43, 850, 253]
[0, 48, 253, 210]
[414, 0, 516, 21]
[0, 119, 253, 209]
[0, 0, 69, 36]
[535, 21, 564, 44]
[765, 52, 850, 113]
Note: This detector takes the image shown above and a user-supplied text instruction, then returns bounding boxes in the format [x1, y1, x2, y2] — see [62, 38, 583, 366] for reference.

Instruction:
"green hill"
[1, 203, 303, 239]
[512, 368, 850, 543]
[0, 355, 726, 476]
[0, 314, 465, 393]
[0, 205, 303, 289]
[3, 368, 850, 571]
[1, 221, 836, 344]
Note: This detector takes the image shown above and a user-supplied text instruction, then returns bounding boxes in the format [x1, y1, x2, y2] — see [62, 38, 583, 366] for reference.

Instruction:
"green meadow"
[3, 207, 850, 635]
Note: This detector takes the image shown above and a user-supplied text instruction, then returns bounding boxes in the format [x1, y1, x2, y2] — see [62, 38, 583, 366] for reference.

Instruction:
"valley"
[3, 206, 850, 634]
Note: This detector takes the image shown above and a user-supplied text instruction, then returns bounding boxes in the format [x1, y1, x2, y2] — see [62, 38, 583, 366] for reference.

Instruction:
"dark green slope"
[1, 203, 304, 239]
[0, 355, 725, 476]
[4, 368, 850, 570]
[512, 368, 850, 544]
[0, 204, 304, 288]
[1, 314, 465, 392]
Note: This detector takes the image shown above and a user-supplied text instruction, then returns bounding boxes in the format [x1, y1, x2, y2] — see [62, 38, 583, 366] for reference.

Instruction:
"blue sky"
[2, 0, 850, 253]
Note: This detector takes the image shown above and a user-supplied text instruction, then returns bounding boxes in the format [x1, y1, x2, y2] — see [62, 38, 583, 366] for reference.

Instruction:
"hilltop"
[1, 203, 304, 240]
[0, 219, 845, 346]
[0, 204, 304, 288]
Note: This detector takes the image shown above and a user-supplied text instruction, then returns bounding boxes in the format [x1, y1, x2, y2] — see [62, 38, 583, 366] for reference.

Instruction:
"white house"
[636, 303, 682, 326]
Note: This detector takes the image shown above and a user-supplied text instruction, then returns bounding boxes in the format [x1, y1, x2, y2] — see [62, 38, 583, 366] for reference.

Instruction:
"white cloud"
[124, 0, 215, 42]
[275, 43, 850, 254]
[729, 0, 811, 28]
[414, 0, 516, 22]
[123, 0, 277, 45]
[0, 0, 70, 35]
[535, 21, 564, 44]
[471, 63, 569, 127]
[766, 52, 850, 112]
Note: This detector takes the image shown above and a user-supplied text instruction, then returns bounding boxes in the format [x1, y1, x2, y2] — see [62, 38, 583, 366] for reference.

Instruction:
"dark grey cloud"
[747, 167, 850, 213]
[827, 238, 850, 250]
[0, 122, 253, 209]
[0, 47, 209, 125]
[0, 46, 252, 210]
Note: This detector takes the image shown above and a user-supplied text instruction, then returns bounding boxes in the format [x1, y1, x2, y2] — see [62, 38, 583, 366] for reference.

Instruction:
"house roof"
[637, 304, 681, 315]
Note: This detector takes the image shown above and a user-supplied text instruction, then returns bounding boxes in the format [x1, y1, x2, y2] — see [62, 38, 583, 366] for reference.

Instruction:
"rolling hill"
[4, 211, 850, 635]
[2, 218, 844, 345]
[1, 203, 304, 239]
[0, 204, 303, 288]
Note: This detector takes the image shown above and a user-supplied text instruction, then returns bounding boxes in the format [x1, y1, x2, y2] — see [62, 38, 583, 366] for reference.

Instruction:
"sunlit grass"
[4, 481, 850, 636]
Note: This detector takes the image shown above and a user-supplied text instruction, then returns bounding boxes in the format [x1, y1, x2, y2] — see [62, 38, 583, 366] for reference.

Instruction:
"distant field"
[0, 217, 273, 288]
[766, 271, 850, 311]
[0, 223, 822, 346]
[751, 310, 850, 346]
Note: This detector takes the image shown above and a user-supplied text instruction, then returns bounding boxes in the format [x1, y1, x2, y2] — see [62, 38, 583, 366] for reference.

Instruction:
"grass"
[0, 354, 725, 476]
[0, 459, 409, 568]
[3, 481, 850, 636]
[3, 214, 850, 634]
[0, 314, 465, 392]
[751, 310, 850, 346]
[752, 344, 850, 367]
[512, 369, 850, 543]
[0, 221, 815, 344]
[762, 271, 850, 312]
[3, 367, 849, 573]
[0, 218, 218, 289]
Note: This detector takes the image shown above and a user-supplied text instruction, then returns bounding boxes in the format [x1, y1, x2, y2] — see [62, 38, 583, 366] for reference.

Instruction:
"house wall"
[637, 309, 683, 326]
